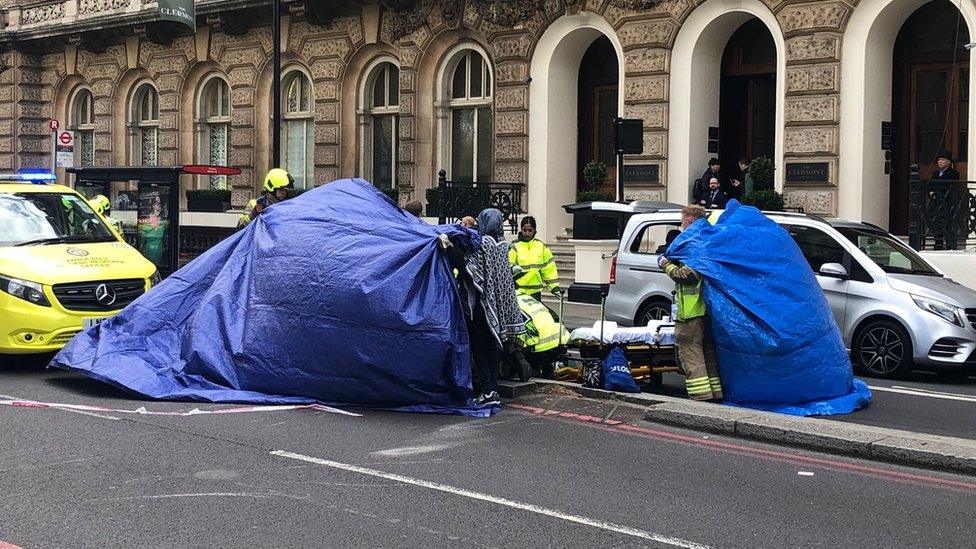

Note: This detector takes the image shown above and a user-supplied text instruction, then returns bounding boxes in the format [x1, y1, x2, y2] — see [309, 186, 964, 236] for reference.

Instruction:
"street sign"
[181, 164, 241, 176]
[49, 119, 59, 132]
[55, 130, 74, 168]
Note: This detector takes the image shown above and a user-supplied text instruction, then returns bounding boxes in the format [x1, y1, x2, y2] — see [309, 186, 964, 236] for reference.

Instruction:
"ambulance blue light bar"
[17, 169, 55, 182]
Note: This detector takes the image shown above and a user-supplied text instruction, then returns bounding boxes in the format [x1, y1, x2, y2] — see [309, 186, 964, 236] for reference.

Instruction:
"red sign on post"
[58, 131, 73, 145]
[49, 119, 59, 132]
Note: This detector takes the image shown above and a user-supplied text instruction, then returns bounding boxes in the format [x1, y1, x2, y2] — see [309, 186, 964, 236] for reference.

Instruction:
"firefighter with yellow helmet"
[239, 169, 295, 228]
[87, 194, 124, 237]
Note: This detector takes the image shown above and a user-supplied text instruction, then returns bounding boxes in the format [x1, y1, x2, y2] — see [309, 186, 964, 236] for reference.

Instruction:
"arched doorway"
[528, 13, 624, 241]
[890, 0, 970, 234]
[667, 0, 786, 203]
[719, 19, 776, 177]
[577, 36, 619, 196]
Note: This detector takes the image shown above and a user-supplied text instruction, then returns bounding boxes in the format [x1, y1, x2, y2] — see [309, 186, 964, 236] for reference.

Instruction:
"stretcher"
[552, 294, 680, 388]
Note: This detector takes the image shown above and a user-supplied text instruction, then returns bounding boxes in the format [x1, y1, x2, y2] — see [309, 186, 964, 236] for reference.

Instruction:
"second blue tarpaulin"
[666, 200, 871, 416]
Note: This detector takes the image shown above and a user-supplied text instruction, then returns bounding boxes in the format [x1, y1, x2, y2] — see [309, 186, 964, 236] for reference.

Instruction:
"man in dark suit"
[932, 150, 960, 180]
[697, 177, 729, 209]
[931, 150, 962, 250]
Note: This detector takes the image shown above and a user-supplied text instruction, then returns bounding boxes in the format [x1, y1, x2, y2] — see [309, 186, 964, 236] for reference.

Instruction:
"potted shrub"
[380, 187, 399, 204]
[741, 189, 786, 212]
[185, 188, 231, 212]
[572, 161, 619, 239]
[581, 160, 609, 197]
[749, 155, 775, 191]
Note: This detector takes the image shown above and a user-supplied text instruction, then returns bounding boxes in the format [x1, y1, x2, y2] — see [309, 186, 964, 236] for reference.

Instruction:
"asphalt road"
[553, 300, 976, 441]
[1, 364, 974, 548]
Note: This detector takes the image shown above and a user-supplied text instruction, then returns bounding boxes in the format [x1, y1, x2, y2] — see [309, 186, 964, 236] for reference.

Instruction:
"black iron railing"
[432, 170, 525, 233]
[908, 165, 974, 250]
[123, 225, 237, 267]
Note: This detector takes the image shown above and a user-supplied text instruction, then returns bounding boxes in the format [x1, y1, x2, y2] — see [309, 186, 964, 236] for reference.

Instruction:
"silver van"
[605, 209, 976, 379]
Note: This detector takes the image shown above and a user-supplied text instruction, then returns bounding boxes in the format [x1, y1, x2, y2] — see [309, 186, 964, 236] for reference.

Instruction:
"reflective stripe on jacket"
[508, 238, 559, 296]
[664, 262, 706, 321]
[515, 294, 569, 353]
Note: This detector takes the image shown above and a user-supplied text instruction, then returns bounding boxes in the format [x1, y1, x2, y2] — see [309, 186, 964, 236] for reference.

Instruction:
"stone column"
[779, 1, 850, 216]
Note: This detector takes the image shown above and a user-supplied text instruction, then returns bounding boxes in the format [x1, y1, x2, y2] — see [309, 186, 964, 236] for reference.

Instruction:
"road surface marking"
[867, 385, 976, 403]
[271, 449, 711, 549]
[0, 394, 358, 418]
[106, 492, 272, 501]
[509, 404, 976, 493]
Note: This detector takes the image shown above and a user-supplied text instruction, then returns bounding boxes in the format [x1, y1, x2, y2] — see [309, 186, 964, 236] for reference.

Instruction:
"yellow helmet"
[263, 168, 295, 193]
[88, 194, 111, 216]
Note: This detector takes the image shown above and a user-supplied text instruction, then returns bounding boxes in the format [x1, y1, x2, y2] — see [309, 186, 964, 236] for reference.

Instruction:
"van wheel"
[636, 299, 671, 327]
[853, 320, 913, 379]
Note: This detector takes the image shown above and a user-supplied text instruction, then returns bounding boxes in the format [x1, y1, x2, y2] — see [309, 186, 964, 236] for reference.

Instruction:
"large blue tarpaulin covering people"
[667, 200, 872, 416]
[53, 179, 497, 417]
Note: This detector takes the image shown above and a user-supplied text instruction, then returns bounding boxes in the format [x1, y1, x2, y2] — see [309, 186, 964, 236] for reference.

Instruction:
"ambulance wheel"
[636, 299, 671, 326]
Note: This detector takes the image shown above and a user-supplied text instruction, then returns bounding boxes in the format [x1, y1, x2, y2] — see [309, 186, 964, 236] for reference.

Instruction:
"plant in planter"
[749, 155, 775, 191]
[380, 187, 399, 203]
[580, 160, 609, 201]
[576, 190, 615, 203]
[740, 189, 785, 212]
[185, 188, 232, 212]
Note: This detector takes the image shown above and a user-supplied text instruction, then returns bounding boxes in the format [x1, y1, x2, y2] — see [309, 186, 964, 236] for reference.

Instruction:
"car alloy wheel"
[857, 323, 908, 377]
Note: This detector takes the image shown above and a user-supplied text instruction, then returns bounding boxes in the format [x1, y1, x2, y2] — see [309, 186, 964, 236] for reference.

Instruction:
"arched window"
[448, 49, 492, 182]
[362, 61, 400, 189]
[281, 69, 314, 189]
[199, 76, 231, 189]
[130, 83, 159, 166]
[68, 87, 95, 167]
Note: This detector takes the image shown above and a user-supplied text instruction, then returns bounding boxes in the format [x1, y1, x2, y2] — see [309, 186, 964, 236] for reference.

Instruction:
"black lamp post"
[272, 0, 281, 168]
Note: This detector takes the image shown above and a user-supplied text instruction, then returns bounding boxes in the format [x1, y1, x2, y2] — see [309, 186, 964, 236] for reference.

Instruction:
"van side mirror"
[819, 263, 849, 279]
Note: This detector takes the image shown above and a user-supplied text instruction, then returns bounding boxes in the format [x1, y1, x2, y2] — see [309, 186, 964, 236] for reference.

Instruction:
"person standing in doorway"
[693, 158, 723, 204]
[731, 157, 753, 198]
[932, 150, 960, 180]
[509, 216, 562, 302]
[931, 150, 962, 250]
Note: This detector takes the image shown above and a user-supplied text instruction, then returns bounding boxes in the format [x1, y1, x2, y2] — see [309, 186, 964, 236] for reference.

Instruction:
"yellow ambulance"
[0, 171, 159, 355]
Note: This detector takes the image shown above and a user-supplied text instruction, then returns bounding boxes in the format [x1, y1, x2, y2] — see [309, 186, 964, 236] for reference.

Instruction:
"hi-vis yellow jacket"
[508, 238, 559, 296]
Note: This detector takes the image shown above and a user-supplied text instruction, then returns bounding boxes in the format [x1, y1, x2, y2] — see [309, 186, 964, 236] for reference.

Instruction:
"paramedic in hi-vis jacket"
[658, 205, 723, 402]
[509, 216, 562, 302]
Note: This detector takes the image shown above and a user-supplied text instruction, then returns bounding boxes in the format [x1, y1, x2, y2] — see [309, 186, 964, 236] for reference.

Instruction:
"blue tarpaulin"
[666, 200, 871, 416]
[53, 179, 496, 416]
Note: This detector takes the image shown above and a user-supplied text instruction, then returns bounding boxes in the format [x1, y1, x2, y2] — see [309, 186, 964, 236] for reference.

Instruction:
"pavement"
[552, 298, 976, 443]
[1, 364, 975, 548]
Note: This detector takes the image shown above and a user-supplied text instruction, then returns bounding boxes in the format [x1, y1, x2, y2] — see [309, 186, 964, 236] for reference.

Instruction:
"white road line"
[271, 450, 711, 549]
[867, 385, 976, 403]
[0, 393, 121, 421]
[104, 493, 273, 501]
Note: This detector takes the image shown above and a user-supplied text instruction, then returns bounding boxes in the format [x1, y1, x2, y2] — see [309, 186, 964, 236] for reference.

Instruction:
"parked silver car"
[605, 209, 976, 379]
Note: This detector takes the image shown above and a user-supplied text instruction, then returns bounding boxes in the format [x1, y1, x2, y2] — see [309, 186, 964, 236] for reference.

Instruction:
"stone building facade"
[1, 0, 974, 240]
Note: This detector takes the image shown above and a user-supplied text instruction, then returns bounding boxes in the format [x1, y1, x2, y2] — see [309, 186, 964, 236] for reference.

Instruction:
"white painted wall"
[528, 13, 625, 242]
[921, 251, 976, 290]
[839, 0, 976, 229]
[668, 0, 787, 204]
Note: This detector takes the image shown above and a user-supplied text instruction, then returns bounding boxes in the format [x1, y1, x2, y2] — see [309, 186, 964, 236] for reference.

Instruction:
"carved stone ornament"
[382, 0, 432, 41]
[469, 0, 542, 27]
[79, 0, 130, 16]
[607, 0, 664, 10]
[21, 2, 66, 25]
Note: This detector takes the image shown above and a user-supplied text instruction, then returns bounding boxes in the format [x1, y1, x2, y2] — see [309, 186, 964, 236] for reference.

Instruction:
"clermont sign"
[157, 0, 195, 31]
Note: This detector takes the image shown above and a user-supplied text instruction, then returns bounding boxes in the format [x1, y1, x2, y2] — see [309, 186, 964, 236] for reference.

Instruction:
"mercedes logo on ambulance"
[94, 283, 117, 307]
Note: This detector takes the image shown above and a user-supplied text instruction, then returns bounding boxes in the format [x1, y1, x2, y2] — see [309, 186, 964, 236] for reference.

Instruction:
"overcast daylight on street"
[1, 0, 975, 547]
